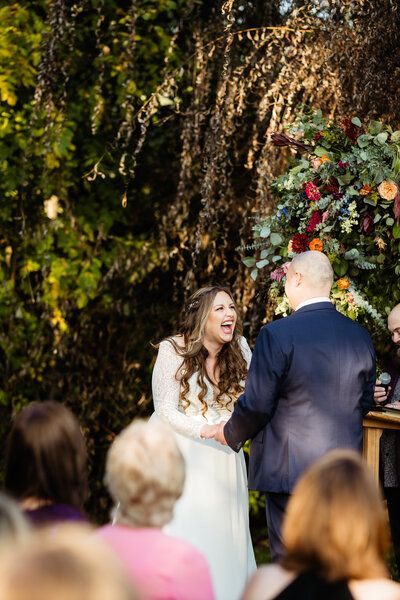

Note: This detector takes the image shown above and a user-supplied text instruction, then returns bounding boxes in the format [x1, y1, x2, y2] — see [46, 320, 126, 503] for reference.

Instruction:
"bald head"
[388, 304, 400, 345]
[285, 251, 333, 309]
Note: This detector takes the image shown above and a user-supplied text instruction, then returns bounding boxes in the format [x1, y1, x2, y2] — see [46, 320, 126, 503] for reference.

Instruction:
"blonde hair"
[106, 419, 185, 528]
[281, 450, 389, 581]
[162, 286, 247, 416]
[289, 251, 333, 291]
[0, 524, 139, 600]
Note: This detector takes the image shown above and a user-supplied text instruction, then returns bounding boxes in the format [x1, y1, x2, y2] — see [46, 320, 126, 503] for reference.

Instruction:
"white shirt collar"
[295, 297, 332, 311]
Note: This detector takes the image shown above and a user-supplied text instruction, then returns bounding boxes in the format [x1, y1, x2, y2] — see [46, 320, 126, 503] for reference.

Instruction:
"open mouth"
[221, 320, 234, 334]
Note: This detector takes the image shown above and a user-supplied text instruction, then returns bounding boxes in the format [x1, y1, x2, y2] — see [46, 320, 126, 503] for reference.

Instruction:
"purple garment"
[25, 503, 88, 527]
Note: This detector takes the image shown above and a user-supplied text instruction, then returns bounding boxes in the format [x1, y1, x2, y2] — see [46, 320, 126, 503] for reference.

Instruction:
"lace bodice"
[152, 336, 252, 439]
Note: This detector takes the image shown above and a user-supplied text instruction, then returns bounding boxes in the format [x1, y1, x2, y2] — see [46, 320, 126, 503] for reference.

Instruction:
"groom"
[215, 251, 376, 560]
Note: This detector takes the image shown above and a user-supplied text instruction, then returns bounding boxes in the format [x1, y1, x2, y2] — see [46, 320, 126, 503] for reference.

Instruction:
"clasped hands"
[200, 422, 228, 445]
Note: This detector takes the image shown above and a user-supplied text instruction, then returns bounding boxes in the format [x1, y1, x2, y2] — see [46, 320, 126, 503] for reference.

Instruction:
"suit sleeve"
[224, 325, 288, 452]
[360, 336, 376, 416]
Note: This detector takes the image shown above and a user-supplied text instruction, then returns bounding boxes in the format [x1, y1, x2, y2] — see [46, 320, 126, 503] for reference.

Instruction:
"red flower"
[305, 181, 321, 202]
[291, 233, 309, 254]
[306, 210, 323, 232]
[341, 116, 360, 144]
[323, 177, 339, 195]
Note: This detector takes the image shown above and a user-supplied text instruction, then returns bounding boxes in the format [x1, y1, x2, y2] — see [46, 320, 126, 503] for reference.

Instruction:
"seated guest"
[0, 491, 31, 546]
[4, 401, 88, 526]
[96, 419, 215, 600]
[241, 450, 400, 600]
[0, 523, 140, 600]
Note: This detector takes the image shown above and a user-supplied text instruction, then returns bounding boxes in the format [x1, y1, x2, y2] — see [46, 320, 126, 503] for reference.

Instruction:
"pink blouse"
[96, 525, 215, 600]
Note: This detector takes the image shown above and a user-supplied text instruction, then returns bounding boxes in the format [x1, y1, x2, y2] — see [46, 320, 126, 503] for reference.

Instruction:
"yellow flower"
[377, 180, 398, 201]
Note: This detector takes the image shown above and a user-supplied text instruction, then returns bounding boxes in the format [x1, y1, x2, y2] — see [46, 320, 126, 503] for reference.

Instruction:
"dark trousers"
[265, 491, 290, 562]
[385, 487, 400, 574]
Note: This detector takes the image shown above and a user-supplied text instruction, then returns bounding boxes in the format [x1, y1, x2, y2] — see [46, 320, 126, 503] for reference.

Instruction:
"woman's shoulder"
[158, 336, 185, 352]
[241, 564, 296, 600]
[349, 578, 400, 600]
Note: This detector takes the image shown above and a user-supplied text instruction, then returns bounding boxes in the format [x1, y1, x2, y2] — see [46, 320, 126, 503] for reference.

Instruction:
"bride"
[151, 286, 256, 600]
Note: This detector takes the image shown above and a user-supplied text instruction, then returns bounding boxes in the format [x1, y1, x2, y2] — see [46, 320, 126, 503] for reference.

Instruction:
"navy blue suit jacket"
[224, 302, 376, 493]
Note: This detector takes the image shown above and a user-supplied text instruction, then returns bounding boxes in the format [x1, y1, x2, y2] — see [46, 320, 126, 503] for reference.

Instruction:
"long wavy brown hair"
[162, 286, 248, 416]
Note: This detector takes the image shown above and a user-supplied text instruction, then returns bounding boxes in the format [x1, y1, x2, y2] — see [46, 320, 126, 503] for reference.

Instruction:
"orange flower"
[309, 238, 323, 251]
[337, 278, 349, 290]
[311, 154, 331, 170]
[360, 185, 373, 196]
[377, 180, 398, 201]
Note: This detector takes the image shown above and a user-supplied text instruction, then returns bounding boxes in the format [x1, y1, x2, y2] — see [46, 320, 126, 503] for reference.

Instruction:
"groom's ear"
[294, 271, 303, 287]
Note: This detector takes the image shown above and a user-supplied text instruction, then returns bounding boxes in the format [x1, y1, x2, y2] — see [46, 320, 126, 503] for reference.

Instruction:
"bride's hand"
[200, 424, 219, 439]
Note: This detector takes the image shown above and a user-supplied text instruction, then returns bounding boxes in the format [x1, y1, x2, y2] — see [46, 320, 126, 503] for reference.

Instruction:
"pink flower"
[305, 181, 321, 202]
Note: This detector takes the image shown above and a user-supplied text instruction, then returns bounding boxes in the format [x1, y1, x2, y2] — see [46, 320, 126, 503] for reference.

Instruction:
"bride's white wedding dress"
[151, 336, 256, 600]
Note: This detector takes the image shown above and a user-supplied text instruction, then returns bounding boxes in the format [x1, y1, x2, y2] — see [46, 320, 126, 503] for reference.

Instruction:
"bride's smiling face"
[203, 291, 237, 347]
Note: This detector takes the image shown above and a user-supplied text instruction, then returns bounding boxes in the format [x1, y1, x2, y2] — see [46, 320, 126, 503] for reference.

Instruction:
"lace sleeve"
[239, 336, 252, 369]
[152, 340, 203, 439]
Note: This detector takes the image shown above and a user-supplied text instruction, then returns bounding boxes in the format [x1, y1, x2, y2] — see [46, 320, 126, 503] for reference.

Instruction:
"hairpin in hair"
[187, 299, 200, 312]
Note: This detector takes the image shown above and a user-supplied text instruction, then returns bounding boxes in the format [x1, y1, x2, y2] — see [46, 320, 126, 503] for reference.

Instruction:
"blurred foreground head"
[281, 449, 389, 581]
[5, 401, 87, 510]
[0, 492, 30, 546]
[106, 419, 185, 528]
[0, 524, 141, 600]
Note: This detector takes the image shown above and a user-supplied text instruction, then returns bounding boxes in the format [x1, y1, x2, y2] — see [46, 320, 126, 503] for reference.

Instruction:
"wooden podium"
[363, 408, 400, 479]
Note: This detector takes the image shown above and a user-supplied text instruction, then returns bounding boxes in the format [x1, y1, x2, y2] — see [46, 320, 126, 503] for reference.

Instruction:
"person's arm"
[224, 326, 287, 452]
[360, 340, 376, 416]
[241, 565, 296, 600]
[152, 341, 215, 439]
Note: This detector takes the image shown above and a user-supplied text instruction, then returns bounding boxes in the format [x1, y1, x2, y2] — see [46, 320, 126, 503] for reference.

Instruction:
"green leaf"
[333, 259, 349, 277]
[260, 226, 270, 238]
[256, 259, 269, 269]
[369, 120, 382, 135]
[357, 134, 370, 148]
[391, 131, 400, 143]
[270, 233, 283, 245]
[351, 117, 362, 128]
[386, 217, 394, 226]
[260, 248, 270, 259]
[337, 172, 352, 185]
[363, 196, 377, 206]
[373, 213, 382, 223]
[374, 132, 388, 145]
[393, 224, 400, 239]
[314, 146, 328, 157]
[250, 269, 258, 281]
[242, 257, 256, 267]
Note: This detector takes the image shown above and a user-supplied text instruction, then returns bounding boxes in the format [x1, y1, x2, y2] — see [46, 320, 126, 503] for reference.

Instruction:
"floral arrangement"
[243, 108, 400, 348]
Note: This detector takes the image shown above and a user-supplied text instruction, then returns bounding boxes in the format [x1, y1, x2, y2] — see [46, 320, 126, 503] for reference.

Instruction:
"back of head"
[0, 524, 140, 600]
[106, 419, 185, 528]
[289, 251, 333, 293]
[281, 449, 389, 581]
[5, 401, 87, 510]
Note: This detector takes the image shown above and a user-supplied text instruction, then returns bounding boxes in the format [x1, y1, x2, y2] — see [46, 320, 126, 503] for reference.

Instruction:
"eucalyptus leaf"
[357, 134, 370, 148]
[242, 257, 256, 267]
[260, 248, 270, 259]
[260, 226, 271, 238]
[337, 172, 352, 185]
[391, 131, 400, 143]
[369, 120, 382, 135]
[250, 269, 258, 281]
[363, 196, 377, 206]
[270, 233, 283, 245]
[256, 259, 269, 269]
[351, 117, 362, 128]
[374, 132, 388, 145]
[344, 248, 360, 260]
[386, 217, 394, 226]
[373, 213, 382, 223]
[272, 255, 282, 262]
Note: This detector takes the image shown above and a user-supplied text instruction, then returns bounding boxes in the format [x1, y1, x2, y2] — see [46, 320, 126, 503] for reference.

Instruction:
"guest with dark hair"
[5, 401, 88, 526]
[241, 450, 400, 600]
